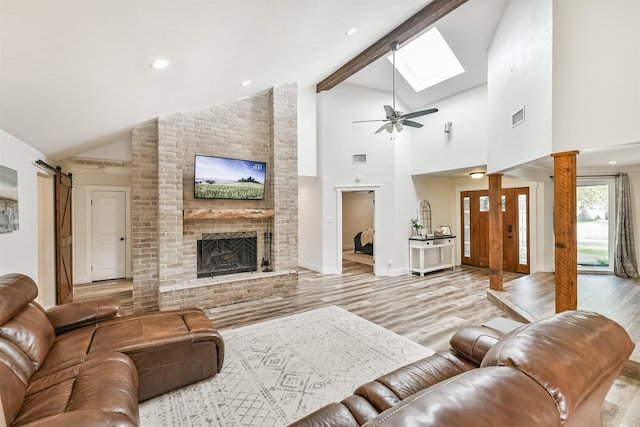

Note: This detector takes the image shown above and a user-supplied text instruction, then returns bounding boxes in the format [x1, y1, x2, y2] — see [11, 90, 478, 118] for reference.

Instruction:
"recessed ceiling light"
[241, 80, 252, 87]
[608, 160, 617, 164]
[151, 58, 169, 69]
[345, 28, 357, 36]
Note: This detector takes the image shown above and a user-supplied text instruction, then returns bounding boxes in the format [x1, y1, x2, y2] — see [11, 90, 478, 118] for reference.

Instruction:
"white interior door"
[91, 190, 126, 281]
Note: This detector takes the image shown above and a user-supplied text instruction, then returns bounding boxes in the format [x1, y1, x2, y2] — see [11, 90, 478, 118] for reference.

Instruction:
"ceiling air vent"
[352, 153, 367, 165]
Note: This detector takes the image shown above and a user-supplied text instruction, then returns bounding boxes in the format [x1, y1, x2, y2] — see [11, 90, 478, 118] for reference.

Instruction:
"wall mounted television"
[194, 155, 266, 200]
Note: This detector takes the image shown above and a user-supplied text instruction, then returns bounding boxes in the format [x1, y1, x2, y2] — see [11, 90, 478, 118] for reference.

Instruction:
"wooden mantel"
[183, 208, 275, 220]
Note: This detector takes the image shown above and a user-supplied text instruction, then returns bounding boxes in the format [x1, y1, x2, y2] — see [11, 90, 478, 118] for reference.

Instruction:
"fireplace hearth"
[197, 232, 257, 278]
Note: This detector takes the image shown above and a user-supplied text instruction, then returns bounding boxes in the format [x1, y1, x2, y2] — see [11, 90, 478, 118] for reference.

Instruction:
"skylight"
[388, 28, 464, 92]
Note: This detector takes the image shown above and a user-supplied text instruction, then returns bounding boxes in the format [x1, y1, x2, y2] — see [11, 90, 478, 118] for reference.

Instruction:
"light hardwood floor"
[488, 272, 640, 365]
[74, 262, 640, 426]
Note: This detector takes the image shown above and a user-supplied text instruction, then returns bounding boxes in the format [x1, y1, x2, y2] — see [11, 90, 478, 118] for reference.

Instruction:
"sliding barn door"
[56, 171, 73, 304]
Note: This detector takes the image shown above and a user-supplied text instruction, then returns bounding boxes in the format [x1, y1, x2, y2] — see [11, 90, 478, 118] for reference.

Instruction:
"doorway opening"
[577, 179, 615, 272]
[335, 186, 380, 275]
[342, 191, 374, 271]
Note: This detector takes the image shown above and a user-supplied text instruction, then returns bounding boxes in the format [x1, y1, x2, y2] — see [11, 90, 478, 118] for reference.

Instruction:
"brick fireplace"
[131, 84, 298, 312]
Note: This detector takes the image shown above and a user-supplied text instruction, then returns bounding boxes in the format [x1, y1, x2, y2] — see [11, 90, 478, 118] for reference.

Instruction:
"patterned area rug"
[139, 305, 433, 426]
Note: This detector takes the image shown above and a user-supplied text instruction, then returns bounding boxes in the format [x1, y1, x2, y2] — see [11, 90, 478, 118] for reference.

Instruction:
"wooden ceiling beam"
[316, 0, 468, 93]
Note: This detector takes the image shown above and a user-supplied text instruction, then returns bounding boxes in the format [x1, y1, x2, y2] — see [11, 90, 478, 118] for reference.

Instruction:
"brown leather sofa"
[0, 273, 225, 426]
[291, 310, 635, 427]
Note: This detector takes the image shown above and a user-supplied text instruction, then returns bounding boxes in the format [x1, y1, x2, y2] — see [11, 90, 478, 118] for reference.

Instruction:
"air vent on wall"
[512, 107, 525, 128]
[70, 157, 127, 167]
[352, 153, 367, 165]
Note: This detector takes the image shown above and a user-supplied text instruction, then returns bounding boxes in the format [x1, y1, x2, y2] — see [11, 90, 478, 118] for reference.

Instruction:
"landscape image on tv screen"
[195, 155, 266, 200]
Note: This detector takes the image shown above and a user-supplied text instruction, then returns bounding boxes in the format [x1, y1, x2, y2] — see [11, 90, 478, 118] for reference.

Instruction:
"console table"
[409, 236, 456, 276]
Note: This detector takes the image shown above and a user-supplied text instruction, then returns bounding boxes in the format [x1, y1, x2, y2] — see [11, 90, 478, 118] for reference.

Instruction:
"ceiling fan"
[353, 41, 438, 134]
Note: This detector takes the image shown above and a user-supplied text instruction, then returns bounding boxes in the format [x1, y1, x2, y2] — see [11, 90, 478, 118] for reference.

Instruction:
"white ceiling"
[2, 0, 638, 174]
[0, 0, 506, 160]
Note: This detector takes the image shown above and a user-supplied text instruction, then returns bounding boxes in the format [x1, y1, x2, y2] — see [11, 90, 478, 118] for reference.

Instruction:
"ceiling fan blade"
[385, 123, 394, 133]
[395, 121, 404, 132]
[402, 108, 439, 120]
[383, 105, 397, 119]
[353, 119, 387, 123]
[375, 122, 391, 134]
[402, 120, 423, 128]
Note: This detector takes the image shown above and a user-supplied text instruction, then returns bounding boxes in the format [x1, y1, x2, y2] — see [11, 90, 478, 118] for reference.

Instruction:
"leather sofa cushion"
[0, 352, 27, 426]
[13, 352, 139, 426]
[0, 303, 55, 373]
[362, 367, 561, 427]
[359, 350, 477, 403]
[289, 402, 361, 427]
[0, 337, 35, 384]
[481, 310, 635, 423]
[340, 395, 379, 425]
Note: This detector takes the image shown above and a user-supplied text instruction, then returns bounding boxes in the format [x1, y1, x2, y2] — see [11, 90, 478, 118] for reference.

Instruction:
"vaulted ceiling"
[0, 0, 505, 160]
[2, 0, 638, 173]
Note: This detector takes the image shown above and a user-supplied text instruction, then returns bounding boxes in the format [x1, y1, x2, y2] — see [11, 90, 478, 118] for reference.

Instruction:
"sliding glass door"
[577, 180, 615, 272]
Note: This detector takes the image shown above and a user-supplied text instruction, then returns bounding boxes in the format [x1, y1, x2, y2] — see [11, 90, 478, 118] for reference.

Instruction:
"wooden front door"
[56, 171, 73, 304]
[461, 187, 530, 273]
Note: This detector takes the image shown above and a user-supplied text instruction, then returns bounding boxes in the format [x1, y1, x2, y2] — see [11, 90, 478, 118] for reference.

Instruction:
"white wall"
[411, 85, 488, 175]
[314, 83, 417, 275]
[487, 0, 553, 173]
[298, 176, 324, 271]
[0, 129, 51, 293]
[536, 180, 555, 272]
[552, 0, 640, 152]
[412, 176, 457, 235]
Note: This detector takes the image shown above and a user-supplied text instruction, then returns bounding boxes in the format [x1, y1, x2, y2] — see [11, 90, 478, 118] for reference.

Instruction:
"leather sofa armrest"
[46, 297, 122, 334]
[449, 326, 504, 365]
[182, 309, 226, 372]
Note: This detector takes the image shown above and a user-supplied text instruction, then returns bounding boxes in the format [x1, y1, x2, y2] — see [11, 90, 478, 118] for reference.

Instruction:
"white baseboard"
[375, 267, 409, 277]
[298, 260, 322, 273]
[73, 274, 91, 285]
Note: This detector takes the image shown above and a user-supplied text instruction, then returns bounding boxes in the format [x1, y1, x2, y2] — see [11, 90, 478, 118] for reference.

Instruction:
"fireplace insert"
[197, 232, 257, 278]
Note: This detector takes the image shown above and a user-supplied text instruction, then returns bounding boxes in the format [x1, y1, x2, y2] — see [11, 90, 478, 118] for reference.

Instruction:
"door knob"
[120, 237, 125, 241]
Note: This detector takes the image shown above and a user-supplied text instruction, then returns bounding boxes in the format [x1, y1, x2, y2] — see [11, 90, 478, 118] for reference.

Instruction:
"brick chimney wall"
[131, 84, 298, 312]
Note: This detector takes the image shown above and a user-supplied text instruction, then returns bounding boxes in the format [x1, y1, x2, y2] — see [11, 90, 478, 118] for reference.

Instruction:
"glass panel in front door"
[518, 194, 527, 265]
[463, 196, 470, 258]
